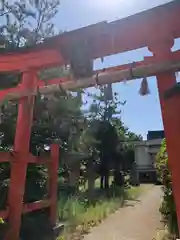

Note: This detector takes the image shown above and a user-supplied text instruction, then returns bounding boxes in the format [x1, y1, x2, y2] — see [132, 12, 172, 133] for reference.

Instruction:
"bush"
[156, 139, 178, 236]
[58, 186, 142, 239]
[58, 187, 124, 239]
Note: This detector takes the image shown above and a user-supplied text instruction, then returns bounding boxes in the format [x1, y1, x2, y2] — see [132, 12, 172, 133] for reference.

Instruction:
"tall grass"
[57, 186, 142, 240]
[155, 228, 173, 240]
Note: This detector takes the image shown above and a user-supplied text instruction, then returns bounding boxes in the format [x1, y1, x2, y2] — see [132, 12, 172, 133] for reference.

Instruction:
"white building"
[132, 137, 163, 184]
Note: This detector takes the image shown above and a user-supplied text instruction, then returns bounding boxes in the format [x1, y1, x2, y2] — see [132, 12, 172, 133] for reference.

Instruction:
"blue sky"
[54, 0, 179, 139]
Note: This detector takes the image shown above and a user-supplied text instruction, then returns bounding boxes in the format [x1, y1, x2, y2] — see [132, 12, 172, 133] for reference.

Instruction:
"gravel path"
[83, 185, 163, 240]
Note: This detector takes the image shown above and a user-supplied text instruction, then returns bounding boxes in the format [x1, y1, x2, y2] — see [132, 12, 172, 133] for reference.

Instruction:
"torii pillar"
[149, 37, 180, 233]
[5, 70, 37, 240]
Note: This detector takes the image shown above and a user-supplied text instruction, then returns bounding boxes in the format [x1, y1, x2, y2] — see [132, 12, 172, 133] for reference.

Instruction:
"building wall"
[131, 136, 163, 184]
[135, 145, 152, 169]
[133, 140, 163, 184]
[134, 139, 163, 168]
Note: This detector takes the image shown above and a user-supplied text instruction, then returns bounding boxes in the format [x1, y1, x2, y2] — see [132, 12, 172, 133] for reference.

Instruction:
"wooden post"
[149, 38, 180, 233]
[5, 70, 37, 240]
[49, 144, 59, 225]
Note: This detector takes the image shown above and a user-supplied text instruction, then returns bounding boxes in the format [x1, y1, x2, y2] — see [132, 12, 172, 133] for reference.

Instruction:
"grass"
[57, 185, 143, 240]
[125, 184, 147, 199]
[155, 228, 174, 240]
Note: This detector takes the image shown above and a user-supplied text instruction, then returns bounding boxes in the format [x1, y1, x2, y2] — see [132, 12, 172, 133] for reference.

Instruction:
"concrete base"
[53, 223, 65, 238]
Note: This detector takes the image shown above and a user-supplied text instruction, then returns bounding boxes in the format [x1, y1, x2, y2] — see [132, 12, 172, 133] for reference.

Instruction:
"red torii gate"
[0, 0, 180, 239]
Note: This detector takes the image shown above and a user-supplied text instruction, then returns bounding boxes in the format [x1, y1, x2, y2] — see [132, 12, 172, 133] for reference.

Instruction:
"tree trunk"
[114, 170, 124, 187]
[68, 166, 80, 194]
[87, 160, 96, 200]
[104, 170, 109, 190]
[100, 176, 104, 189]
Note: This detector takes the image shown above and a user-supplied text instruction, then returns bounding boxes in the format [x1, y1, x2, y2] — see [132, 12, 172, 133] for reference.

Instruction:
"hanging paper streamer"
[101, 57, 104, 63]
[139, 77, 150, 96]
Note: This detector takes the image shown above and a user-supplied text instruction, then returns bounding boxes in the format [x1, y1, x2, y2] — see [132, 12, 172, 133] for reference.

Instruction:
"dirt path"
[83, 185, 163, 240]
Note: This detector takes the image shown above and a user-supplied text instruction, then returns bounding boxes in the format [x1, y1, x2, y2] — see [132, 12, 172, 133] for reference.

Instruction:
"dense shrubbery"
[57, 185, 142, 240]
[156, 139, 178, 236]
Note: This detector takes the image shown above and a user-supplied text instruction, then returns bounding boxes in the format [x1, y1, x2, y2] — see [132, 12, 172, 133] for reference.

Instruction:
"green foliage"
[58, 189, 124, 239]
[0, 2, 82, 239]
[0, 0, 63, 207]
[0, 0, 60, 47]
[0, 2, 86, 227]
[58, 185, 142, 239]
[156, 139, 178, 236]
[31, 91, 84, 154]
[81, 87, 142, 191]
[87, 86, 124, 122]
[0, 218, 4, 224]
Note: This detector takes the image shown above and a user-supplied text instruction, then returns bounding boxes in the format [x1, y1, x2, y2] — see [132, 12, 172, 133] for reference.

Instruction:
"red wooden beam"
[0, 50, 180, 103]
[0, 49, 64, 72]
[23, 200, 51, 214]
[41, 0, 180, 60]
[0, 151, 50, 164]
[0, 1, 179, 73]
[0, 86, 22, 103]
[90, 0, 180, 58]
[0, 200, 51, 219]
[49, 144, 59, 225]
[28, 153, 50, 164]
[6, 71, 37, 240]
[0, 76, 70, 102]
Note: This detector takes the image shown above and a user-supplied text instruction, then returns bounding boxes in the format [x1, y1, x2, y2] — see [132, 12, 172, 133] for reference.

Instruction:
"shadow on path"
[83, 185, 163, 240]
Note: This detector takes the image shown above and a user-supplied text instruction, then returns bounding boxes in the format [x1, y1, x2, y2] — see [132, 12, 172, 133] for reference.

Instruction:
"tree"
[0, 0, 62, 143]
[112, 117, 142, 172]
[78, 121, 99, 198]
[0, 1, 60, 45]
[0, 1, 88, 238]
[156, 139, 178, 237]
[86, 84, 143, 189]
[0, 0, 62, 203]
[87, 85, 125, 190]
